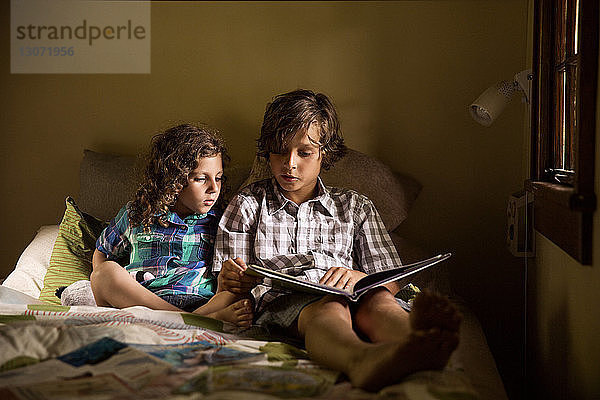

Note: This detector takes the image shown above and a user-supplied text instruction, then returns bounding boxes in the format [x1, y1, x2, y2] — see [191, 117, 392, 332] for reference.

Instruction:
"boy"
[214, 90, 461, 391]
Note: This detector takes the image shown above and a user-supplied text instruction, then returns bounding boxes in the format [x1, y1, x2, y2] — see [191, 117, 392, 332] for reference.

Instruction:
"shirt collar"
[267, 177, 335, 217]
[161, 207, 218, 225]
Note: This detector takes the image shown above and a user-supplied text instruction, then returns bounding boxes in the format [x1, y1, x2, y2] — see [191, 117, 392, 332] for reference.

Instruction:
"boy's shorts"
[254, 293, 322, 337]
[160, 293, 211, 313]
[254, 285, 417, 340]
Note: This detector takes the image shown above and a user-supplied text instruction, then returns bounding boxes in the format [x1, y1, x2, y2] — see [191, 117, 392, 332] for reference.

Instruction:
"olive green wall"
[524, 1, 600, 398]
[1, 1, 528, 394]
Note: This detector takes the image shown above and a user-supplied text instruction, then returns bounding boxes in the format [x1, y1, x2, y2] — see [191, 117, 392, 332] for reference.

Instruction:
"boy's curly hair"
[257, 89, 347, 170]
[128, 124, 229, 227]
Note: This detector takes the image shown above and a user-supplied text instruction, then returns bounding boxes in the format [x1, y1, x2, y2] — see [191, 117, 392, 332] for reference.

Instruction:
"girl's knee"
[90, 265, 127, 301]
[89, 271, 108, 306]
[89, 270, 103, 293]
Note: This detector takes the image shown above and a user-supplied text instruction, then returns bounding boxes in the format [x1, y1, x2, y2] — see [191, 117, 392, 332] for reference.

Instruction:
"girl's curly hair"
[257, 89, 347, 170]
[128, 124, 229, 227]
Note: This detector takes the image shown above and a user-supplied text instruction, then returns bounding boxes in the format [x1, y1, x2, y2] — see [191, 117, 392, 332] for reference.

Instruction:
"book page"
[245, 264, 353, 298]
[352, 253, 452, 298]
[246, 253, 451, 302]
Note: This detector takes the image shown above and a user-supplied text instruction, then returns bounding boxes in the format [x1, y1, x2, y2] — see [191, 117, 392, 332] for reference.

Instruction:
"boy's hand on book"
[319, 267, 367, 291]
[218, 258, 262, 294]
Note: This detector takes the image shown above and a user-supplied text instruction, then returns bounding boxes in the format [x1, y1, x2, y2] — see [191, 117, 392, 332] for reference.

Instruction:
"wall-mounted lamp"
[469, 69, 532, 126]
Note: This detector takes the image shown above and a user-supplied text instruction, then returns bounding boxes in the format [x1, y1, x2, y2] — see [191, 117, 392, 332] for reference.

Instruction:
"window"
[528, 0, 597, 264]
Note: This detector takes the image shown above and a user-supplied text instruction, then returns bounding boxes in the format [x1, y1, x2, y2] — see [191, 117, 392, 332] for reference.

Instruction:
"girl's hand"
[319, 267, 367, 291]
[217, 257, 262, 294]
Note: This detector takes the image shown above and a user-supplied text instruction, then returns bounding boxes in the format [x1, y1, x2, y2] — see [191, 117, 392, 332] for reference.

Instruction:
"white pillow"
[2, 225, 59, 299]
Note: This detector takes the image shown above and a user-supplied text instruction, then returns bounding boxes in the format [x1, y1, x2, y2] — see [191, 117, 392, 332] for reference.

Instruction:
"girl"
[90, 124, 253, 327]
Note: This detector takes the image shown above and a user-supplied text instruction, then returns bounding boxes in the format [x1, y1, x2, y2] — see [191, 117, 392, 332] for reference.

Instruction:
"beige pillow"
[78, 149, 140, 222]
[78, 149, 253, 219]
[241, 149, 421, 232]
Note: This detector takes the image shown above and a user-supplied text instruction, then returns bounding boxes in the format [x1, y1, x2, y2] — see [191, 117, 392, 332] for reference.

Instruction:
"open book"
[245, 253, 451, 302]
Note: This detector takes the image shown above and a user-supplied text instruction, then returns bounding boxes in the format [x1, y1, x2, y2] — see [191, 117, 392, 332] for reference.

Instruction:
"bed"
[0, 149, 509, 400]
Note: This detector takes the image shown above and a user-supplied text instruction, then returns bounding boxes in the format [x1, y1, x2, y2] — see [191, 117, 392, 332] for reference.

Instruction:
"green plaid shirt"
[96, 204, 220, 298]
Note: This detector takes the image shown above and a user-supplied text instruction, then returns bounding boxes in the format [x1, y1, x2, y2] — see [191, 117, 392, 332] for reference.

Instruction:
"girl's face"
[173, 154, 223, 218]
[268, 123, 322, 205]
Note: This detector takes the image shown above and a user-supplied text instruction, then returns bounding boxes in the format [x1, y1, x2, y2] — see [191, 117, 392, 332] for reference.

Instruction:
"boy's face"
[269, 123, 322, 204]
[174, 153, 223, 218]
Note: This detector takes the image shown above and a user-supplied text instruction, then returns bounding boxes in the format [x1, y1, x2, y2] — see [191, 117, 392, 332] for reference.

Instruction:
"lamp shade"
[469, 80, 517, 126]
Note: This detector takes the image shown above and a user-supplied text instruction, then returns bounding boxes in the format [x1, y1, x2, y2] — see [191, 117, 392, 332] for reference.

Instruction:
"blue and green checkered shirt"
[96, 204, 220, 298]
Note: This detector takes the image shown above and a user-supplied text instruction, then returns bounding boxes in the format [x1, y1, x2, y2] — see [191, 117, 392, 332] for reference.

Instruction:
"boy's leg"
[353, 288, 462, 343]
[192, 291, 254, 328]
[90, 260, 181, 311]
[296, 296, 365, 371]
[297, 292, 460, 392]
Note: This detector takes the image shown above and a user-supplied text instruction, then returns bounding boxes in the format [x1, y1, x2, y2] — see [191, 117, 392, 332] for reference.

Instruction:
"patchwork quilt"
[0, 303, 479, 399]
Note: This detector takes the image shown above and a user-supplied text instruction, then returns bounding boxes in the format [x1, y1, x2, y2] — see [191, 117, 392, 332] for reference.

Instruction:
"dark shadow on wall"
[527, 267, 570, 400]
[365, 3, 529, 399]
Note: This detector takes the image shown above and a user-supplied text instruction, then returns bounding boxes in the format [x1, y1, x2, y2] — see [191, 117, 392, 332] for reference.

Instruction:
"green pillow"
[39, 197, 108, 304]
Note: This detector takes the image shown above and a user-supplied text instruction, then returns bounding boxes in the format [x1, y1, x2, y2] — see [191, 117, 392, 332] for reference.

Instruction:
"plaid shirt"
[96, 204, 220, 298]
[213, 177, 402, 311]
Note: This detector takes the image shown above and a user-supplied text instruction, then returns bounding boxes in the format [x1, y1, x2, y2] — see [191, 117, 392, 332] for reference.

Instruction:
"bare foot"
[410, 290, 462, 333]
[198, 298, 254, 328]
[345, 290, 461, 391]
[348, 328, 459, 392]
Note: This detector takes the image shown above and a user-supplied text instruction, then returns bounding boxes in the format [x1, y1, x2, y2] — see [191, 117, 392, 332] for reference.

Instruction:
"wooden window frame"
[527, 0, 598, 265]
